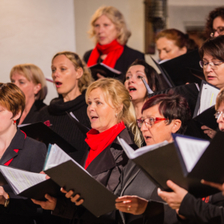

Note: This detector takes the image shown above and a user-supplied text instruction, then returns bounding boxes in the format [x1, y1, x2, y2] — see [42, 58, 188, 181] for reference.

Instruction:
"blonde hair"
[0, 83, 25, 118]
[52, 51, 93, 93]
[216, 87, 224, 110]
[10, 64, 47, 100]
[86, 78, 142, 147]
[88, 6, 131, 45]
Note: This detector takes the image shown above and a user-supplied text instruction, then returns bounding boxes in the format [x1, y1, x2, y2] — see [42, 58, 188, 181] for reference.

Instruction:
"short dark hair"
[125, 59, 164, 92]
[199, 35, 224, 61]
[0, 83, 25, 118]
[142, 94, 191, 134]
[205, 7, 224, 38]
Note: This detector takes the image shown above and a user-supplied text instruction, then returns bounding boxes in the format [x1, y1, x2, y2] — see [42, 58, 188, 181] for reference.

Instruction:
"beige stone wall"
[0, 0, 76, 104]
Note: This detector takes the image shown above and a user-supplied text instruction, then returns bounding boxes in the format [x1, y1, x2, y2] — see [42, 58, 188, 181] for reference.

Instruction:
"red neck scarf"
[84, 121, 125, 169]
[87, 39, 124, 68]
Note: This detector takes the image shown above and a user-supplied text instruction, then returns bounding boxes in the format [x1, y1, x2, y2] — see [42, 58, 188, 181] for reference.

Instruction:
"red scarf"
[84, 121, 125, 169]
[87, 39, 124, 68]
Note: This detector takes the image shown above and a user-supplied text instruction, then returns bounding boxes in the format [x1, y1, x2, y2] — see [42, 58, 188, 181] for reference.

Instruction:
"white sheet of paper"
[0, 166, 46, 194]
[117, 137, 168, 159]
[44, 144, 91, 176]
[175, 136, 210, 173]
[197, 84, 219, 115]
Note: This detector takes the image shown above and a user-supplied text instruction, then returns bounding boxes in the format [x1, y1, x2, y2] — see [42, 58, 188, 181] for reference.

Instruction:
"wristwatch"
[4, 194, 10, 207]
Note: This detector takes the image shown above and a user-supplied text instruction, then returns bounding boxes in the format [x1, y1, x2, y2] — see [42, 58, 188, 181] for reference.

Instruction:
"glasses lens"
[199, 61, 204, 68]
[137, 119, 143, 128]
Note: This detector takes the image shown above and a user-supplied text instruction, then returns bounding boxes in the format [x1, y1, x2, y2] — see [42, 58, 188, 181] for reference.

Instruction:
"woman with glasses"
[198, 35, 224, 138]
[205, 7, 224, 38]
[157, 87, 224, 224]
[115, 93, 191, 224]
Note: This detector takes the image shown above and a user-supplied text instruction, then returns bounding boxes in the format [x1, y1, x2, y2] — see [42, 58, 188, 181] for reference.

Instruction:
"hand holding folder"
[0, 144, 117, 217]
[118, 132, 224, 198]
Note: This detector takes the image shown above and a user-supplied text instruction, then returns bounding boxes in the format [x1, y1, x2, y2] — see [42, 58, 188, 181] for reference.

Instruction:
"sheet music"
[0, 166, 46, 194]
[44, 144, 91, 176]
[197, 84, 219, 115]
[117, 137, 168, 159]
[175, 136, 210, 173]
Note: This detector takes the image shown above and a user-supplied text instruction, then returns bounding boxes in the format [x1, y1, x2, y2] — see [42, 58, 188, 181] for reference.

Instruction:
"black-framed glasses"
[210, 26, 224, 37]
[199, 60, 224, 69]
[214, 111, 224, 119]
[137, 117, 168, 128]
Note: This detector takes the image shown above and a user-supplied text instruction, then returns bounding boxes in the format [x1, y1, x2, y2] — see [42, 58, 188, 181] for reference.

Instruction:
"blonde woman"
[10, 64, 47, 124]
[32, 78, 142, 224]
[37, 51, 93, 162]
[84, 6, 145, 80]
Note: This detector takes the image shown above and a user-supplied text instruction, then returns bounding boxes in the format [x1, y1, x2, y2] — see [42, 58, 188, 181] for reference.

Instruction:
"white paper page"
[0, 166, 46, 194]
[44, 144, 92, 176]
[117, 137, 168, 159]
[175, 136, 210, 173]
[197, 84, 219, 115]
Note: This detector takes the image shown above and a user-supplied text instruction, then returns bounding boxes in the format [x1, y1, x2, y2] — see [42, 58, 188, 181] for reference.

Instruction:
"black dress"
[83, 45, 145, 81]
[36, 92, 90, 163]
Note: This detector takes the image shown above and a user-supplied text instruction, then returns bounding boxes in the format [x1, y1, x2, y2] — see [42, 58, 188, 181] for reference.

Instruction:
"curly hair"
[204, 7, 224, 38]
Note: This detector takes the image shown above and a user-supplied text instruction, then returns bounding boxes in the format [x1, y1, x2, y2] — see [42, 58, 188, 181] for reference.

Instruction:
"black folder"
[19, 122, 77, 154]
[152, 50, 204, 87]
[19, 179, 61, 201]
[118, 134, 224, 198]
[148, 83, 199, 117]
[45, 160, 117, 217]
[89, 63, 121, 80]
[194, 106, 218, 130]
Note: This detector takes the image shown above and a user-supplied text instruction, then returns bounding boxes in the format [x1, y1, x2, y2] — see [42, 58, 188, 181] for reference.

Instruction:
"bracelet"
[4, 194, 10, 208]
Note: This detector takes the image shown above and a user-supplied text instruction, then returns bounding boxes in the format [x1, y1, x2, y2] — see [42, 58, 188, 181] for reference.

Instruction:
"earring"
[13, 120, 16, 124]
[115, 113, 118, 118]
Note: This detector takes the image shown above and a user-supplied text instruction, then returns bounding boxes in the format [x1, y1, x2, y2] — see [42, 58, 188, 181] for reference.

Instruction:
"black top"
[36, 92, 90, 163]
[21, 100, 46, 124]
[0, 129, 47, 224]
[83, 45, 145, 81]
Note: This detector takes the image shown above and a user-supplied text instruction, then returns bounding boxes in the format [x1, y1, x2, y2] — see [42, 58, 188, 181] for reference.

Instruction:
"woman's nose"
[159, 52, 166, 61]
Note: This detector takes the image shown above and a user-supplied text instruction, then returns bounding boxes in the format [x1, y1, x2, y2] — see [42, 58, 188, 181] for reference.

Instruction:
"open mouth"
[128, 86, 137, 92]
[144, 136, 151, 140]
[206, 75, 216, 80]
[55, 81, 62, 88]
[90, 116, 98, 121]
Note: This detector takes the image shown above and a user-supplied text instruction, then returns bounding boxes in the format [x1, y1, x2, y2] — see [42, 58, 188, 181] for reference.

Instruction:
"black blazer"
[178, 192, 224, 224]
[83, 45, 145, 81]
[115, 160, 179, 224]
[0, 129, 47, 224]
[52, 128, 134, 224]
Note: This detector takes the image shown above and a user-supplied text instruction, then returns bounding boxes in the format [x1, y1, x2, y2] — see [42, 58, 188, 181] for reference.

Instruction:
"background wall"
[74, 0, 144, 58]
[0, 0, 76, 104]
[1, 0, 224, 104]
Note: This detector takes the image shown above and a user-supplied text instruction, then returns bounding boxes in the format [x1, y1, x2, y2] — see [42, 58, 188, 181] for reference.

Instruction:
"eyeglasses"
[210, 27, 224, 37]
[137, 117, 168, 128]
[199, 60, 224, 69]
[214, 111, 224, 119]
